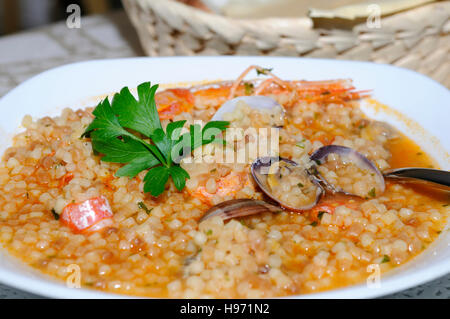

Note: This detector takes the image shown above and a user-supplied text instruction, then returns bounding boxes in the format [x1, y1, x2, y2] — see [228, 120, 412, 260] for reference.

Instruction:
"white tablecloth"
[0, 10, 448, 299]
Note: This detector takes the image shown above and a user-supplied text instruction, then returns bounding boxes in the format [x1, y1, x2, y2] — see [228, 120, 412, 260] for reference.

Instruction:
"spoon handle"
[384, 168, 450, 187]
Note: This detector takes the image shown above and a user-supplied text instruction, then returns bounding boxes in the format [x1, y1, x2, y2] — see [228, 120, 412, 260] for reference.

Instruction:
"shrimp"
[151, 65, 368, 120]
[226, 65, 368, 104]
[155, 88, 195, 120]
[188, 171, 251, 206]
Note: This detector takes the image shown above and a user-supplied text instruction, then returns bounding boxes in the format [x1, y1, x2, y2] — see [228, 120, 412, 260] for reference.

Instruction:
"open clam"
[211, 96, 286, 127]
[310, 145, 385, 198]
[251, 156, 324, 212]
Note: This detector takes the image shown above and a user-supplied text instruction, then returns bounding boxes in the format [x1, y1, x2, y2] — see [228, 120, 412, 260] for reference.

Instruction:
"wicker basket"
[122, 0, 450, 87]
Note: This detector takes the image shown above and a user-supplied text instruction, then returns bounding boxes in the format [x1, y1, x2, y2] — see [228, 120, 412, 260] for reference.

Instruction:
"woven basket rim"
[159, 0, 439, 22]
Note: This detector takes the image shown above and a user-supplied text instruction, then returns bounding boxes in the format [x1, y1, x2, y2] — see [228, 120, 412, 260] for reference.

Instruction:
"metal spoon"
[384, 167, 450, 188]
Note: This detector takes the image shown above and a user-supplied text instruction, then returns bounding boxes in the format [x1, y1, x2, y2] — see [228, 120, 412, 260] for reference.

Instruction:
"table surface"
[0, 10, 448, 299]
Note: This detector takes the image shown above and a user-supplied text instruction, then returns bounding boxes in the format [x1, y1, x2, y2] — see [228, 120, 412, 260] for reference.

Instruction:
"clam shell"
[310, 145, 386, 196]
[212, 95, 285, 124]
[200, 198, 281, 221]
[251, 156, 323, 211]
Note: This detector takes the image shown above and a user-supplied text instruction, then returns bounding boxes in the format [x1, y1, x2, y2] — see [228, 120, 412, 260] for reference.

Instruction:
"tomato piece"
[61, 196, 113, 233]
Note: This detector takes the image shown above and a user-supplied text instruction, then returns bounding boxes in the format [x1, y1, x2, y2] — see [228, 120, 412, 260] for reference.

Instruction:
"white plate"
[0, 57, 448, 299]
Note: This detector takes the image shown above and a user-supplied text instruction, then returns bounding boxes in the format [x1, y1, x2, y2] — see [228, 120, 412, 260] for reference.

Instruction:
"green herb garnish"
[244, 82, 254, 95]
[297, 182, 304, 188]
[317, 211, 326, 220]
[51, 208, 59, 220]
[368, 188, 376, 198]
[138, 201, 153, 215]
[82, 82, 229, 197]
[310, 221, 318, 227]
[206, 229, 213, 236]
[380, 255, 390, 263]
[256, 67, 273, 76]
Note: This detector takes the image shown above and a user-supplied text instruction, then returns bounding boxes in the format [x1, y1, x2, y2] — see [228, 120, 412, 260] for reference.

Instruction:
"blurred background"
[0, 0, 124, 35]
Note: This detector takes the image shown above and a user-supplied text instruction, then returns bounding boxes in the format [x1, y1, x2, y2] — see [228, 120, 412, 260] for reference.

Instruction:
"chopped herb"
[205, 229, 213, 236]
[210, 168, 217, 173]
[297, 182, 304, 188]
[368, 188, 376, 198]
[314, 159, 321, 165]
[137, 201, 153, 215]
[358, 124, 365, 129]
[244, 82, 254, 95]
[256, 67, 273, 76]
[310, 221, 318, 227]
[380, 255, 390, 263]
[82, 82, 229, 197]
[318, 211, 326, 220]
[51, 208, 59, 220]
[309, 166, 319, 175]
[295, 143, 305, 149]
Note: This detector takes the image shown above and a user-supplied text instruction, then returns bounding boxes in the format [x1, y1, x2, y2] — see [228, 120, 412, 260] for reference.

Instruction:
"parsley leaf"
[144, 166, 170, 197]
[116, 154, 159, 178]
[169, 166, 190, 191]
[83, 98, 133, 141]
[111, 82, 161, 137]
[83, 82, 228, 197]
